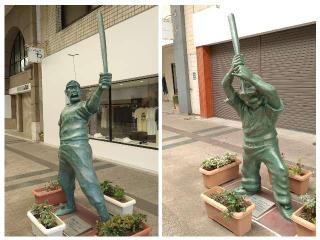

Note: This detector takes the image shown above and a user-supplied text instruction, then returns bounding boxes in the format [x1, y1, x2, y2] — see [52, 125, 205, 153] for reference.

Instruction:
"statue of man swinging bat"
[222, 14, 293, 220]
[56, 12, 111, 221]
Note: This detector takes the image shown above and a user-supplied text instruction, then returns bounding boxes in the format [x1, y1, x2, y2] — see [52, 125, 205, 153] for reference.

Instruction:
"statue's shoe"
[55, 204, 76, 216]
[278, 204, 294, 221]
[234, 186, 260, 195]
[100, 215, 111, 222]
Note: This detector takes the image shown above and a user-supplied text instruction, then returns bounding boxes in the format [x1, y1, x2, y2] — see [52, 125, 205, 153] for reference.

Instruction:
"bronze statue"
[56, 12, 111, 221]
[56, 74, 111, 221]
[222, 14, 293, 220]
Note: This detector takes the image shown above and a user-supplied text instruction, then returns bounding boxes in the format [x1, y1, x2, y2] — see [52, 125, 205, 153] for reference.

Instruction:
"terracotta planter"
[94, 223, 152, 236]
[268, 167, 312, 195]
[104, 194, 136, 216]
[32, 187, 66, 205]
[199, 158, 241, 188]
[27, 210, 66, 236]
[201, 186, 255, 236]
[291, 206, 316, 236]
[131, 223, 152, 236]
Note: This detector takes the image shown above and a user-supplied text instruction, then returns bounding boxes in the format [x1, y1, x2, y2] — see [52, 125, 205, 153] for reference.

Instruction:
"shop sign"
[162, 20, 173, 40]
[27, 47, 44, 63]
[9, 83, 31, 95]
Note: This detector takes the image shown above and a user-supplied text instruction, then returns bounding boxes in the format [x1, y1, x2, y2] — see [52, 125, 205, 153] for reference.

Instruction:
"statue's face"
[65, 83, 81, 104]
[239, 81, 262, 110]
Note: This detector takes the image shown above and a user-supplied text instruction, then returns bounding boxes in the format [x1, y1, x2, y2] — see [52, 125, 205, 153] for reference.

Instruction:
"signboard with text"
[27, 47, 44, 63]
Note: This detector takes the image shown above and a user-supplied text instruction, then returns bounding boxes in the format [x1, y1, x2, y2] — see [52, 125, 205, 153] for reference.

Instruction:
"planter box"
[32, 187, 66, 205]
[93, 223, 152, 236]
[291, 206, 316, 236]
[199, 158, 241, 188]
[27, 210, 66, 236]
[268, 167, 312, 195]
[201, 186, 255, 236]
[104, 194, 136, 215]
[131, 223, 152, 236]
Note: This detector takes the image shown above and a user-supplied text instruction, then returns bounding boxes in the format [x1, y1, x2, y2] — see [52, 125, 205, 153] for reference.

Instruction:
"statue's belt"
[60, 139, 89, 146]
[243, 137, 277, 148]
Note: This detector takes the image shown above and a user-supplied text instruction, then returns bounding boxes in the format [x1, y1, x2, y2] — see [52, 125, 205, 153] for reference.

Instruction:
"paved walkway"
[5, 135, 158, 236]
[162, 102, 315, 236]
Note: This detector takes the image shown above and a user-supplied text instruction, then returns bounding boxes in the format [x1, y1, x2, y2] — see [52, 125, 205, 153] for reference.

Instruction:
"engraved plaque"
[63, 215, 92, 236]
[248, 194, 275, 218]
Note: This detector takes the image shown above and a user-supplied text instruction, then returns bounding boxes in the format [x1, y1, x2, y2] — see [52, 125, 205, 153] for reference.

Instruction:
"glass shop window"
[81, 86, 110, 141]
[9, 31, 28, 76]
[61, 5, 100, 29]
[112, 76, 158, 149]
[81, 76, 159, 150]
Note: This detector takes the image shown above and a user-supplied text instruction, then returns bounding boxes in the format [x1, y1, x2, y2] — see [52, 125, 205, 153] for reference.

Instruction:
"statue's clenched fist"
[99, 72, 112, 89]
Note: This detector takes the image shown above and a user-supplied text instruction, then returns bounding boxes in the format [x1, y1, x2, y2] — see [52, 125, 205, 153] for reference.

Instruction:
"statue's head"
[65, 80, 81, 104]
[239, 80, 262, 109]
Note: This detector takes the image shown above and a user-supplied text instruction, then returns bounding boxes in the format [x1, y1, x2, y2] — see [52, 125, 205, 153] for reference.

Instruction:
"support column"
[171, 6, 192, 114]
[31, 63, 41, 141]
[196, 46, 214, 118]
[16, 94, 23, 132]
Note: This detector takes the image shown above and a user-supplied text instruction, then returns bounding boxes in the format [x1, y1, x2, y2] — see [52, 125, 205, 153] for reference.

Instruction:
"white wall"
[42, 7, 158, 173]
[5, 95, 12, 118]
[193, 0, 317, 47]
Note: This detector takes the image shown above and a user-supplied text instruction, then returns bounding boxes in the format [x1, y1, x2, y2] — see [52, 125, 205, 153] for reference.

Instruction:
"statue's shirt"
[59, 101, 92, 143]
[226, 93, 283, 145]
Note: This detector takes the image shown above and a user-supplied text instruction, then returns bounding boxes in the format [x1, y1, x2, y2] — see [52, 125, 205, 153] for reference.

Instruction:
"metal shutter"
[211, 24, 315, 133]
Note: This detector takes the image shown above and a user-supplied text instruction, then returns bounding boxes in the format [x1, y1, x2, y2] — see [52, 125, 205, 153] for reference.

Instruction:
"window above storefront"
[9, 31, 28, 76]
[61, 5, 100, 29]
[81, 75, 159, 150]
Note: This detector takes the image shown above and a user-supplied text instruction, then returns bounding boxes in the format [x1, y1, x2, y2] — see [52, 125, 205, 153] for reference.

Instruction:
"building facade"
[165, 3, 316, 134]
[5, 5, 158, 173]
[40, 5, 158, 173]
[194, 3, 316, 133]
[5, 6, 43, 141]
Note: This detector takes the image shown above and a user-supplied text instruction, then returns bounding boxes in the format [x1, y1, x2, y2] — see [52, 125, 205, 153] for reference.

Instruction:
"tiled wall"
[42, 5, 154, 56]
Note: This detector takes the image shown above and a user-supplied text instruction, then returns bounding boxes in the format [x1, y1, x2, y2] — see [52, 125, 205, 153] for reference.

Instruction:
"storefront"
[193, 2, 316, 133]
[42, 7, 158, 173]
[83, 75, 158, 149]
[5, 6, 42, 141]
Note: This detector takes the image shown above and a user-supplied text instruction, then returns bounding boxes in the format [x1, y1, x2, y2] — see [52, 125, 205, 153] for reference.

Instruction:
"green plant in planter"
[288, 158, 304, 176]
[300, 192, 316, 224]
[201, 152, 237, 171]
[100, 180, 126, 202]
[96, 213, 147, 236]
[31, 200, 58, 229]
[44, 179, 61, 192]
[210, 190, 250, 218]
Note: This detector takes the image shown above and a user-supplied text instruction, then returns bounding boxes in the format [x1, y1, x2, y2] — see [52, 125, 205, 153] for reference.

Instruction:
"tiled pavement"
[162, 104, 316, 236]
[5, 135, 158, 236]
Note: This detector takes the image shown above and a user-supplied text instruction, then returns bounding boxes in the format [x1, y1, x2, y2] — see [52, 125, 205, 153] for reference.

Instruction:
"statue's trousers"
[241, 139, 292, 207]
[58, 141, 110, 220]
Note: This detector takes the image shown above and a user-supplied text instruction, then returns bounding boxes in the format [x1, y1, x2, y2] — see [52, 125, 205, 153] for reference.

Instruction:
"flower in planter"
[300, 192, 316, 224]
[201, 152, 237, 171]
[288, 158, 304, 176]
[100, 180, 126, 202]
[44, 179, 61, 192]
[96, 213, 147, 236]
[209, 190, 250, 218]
[31, 200, 58, 229]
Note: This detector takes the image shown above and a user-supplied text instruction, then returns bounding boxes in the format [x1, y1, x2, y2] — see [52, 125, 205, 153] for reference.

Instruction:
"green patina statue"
[56, 74, 111, 221]
[222, 14, 293, 220]
[55, 12, 111, 221]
